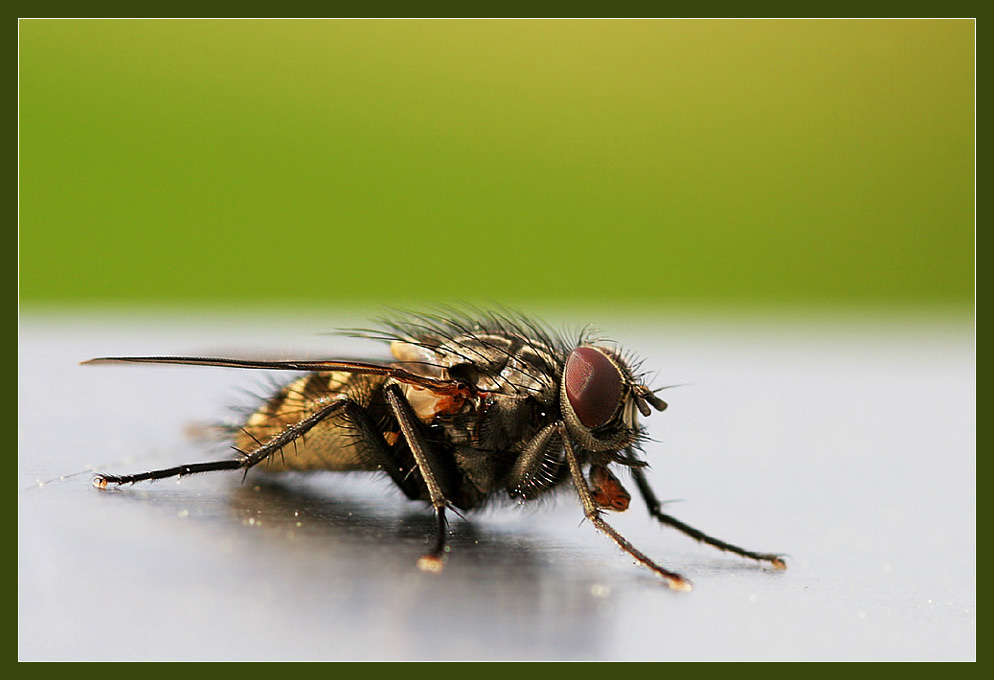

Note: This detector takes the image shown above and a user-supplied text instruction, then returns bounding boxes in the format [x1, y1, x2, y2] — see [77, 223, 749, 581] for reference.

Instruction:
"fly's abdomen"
[235, 371, 388, 473]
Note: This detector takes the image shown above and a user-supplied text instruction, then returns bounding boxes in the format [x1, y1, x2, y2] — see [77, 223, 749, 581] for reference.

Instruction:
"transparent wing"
[81, 356, 469, 393]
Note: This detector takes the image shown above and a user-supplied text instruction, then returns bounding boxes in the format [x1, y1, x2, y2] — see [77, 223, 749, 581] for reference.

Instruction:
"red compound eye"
[564, 347, 623, 428]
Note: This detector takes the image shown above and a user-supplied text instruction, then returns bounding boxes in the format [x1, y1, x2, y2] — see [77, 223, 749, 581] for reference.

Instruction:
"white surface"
[18, 311, 975, 660]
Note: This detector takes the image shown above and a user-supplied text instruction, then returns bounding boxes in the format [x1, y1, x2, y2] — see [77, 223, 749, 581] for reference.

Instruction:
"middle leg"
[384, 383, 455, 572]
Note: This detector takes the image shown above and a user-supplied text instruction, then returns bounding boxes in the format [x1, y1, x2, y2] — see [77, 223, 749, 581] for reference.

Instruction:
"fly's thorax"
[392, 379, 470, 424]
[390, 341, 447, 378]
[391, 332, 561, 403]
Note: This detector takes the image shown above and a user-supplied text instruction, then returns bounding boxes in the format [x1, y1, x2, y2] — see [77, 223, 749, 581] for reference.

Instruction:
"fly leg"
[506, 422, 562, 499]
[560, 426, 691, 591]
[624, 448, 786, 569]
[93, 399, 352, 488]
[383, 383, 454, 573]
[336, 400, 422, 501]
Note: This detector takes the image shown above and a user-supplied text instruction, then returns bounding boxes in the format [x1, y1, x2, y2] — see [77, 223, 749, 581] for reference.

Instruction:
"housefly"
[83, 310, 785, 590]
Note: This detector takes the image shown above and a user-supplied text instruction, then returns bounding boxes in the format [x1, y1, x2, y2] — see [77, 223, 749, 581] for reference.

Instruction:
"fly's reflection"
[220, 476, 611, 659]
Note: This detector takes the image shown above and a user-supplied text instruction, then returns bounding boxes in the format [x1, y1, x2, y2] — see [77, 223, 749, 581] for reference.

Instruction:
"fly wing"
[84, 355, 474, 474]
[81, 356, 470, 394]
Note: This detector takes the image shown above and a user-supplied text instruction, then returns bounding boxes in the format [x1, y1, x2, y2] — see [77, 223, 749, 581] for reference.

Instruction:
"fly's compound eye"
[564, 346, 623, 429]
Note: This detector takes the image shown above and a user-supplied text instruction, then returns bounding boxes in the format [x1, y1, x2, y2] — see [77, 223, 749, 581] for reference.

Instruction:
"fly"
[83, 310, 785, 590]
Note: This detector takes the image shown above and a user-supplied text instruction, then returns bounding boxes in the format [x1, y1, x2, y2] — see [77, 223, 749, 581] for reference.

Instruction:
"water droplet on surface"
[590, 584, 611, 598]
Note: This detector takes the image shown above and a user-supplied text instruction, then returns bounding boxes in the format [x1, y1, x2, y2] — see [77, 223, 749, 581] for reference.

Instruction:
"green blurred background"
[18, 20, 974, 314]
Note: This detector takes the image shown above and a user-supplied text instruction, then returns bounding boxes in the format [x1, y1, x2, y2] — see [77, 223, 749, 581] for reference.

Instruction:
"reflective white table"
[18, 310, 975, 660]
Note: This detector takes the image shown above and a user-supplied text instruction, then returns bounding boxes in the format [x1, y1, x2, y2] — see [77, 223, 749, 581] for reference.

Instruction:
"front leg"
[383, 383, 454, 573]
[625, 448, 786, 569]
[506, 422, 562, 499]
[560, 426, 692, 591]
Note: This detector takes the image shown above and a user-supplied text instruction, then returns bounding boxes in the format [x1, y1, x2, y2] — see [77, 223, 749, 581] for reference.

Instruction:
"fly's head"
[560, 345, 667, 452]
